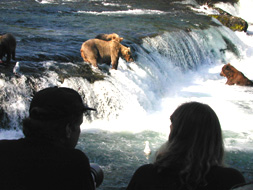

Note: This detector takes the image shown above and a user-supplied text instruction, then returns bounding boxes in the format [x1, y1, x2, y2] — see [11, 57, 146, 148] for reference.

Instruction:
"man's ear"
[66, 124, 72, 138]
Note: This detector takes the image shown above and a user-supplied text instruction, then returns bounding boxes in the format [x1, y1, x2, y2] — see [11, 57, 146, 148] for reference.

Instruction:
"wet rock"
[0, 61, 105, 83]
[196, 0, 239, 5]
[210, 14, 248, 32]
[194, 1, 248, 32]
[53, 63, 105, 84]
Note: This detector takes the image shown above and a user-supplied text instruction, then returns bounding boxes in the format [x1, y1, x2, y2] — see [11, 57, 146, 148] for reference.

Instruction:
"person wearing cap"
[0, 87, 96, 190]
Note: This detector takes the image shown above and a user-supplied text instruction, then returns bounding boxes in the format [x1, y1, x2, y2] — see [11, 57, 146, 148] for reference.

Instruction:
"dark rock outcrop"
[201, 5, 249, 32]
[196, 0, 239, 5]
[210, 14, 248, 32]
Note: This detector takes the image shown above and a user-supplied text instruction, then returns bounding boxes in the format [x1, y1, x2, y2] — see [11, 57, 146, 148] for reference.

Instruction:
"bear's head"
[95, 33, 123, 43]
[110, 33, 123, 43]
[220, 63, 237, 78]
[121, 46, 134, 62]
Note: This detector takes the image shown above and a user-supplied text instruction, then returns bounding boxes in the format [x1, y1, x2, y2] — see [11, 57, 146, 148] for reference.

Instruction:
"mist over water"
[216, 0, 253, 24]
[0, 0, 253, 189]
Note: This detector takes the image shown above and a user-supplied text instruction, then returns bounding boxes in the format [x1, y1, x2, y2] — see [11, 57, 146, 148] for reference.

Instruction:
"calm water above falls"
[0, 0, 253, 189]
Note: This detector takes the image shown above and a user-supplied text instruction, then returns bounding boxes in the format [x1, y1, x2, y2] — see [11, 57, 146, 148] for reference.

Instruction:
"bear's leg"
[0, 47, 5, 61]
[111, 61, 118, 70]
[111, 55, 120, 69]
[12, 50, 16, 60]
[81, 50, 88, 62]
[6, 52, 11, 63]
[89, 58, 98, 68]
[226, 80, 235, 85]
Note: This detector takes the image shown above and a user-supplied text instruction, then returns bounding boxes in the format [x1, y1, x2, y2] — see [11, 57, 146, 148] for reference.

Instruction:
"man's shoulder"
[0, 138, 24, 148]
[46, 145, 89, 165]
[67, 148, 89, 161]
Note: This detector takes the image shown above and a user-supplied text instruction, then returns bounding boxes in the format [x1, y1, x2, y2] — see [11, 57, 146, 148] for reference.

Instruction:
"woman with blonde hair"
[127, 102, 245, 190]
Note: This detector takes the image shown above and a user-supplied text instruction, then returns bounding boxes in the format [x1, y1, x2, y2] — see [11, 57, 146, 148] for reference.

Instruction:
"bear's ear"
[128, 47, 131, 51]
[124, 49, 129, 55]
[120, 37, 124, 42]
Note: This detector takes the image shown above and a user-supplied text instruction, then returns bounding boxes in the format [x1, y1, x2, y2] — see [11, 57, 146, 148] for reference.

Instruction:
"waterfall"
[0, 23, 246, 134]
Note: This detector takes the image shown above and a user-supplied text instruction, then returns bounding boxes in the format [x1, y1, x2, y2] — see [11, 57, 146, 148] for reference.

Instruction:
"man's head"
[23, 87, 95, 148]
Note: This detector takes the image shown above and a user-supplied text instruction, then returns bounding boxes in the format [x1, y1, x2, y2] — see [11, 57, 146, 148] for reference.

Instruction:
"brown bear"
[0, 33, 16, 64]
[80, 39, 133, 70]
[95, 33, 123, 43]
[220, 63, 253, 86]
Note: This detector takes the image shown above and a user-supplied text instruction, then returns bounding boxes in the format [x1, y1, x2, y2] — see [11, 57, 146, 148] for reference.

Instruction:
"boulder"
[195, 1, 248, 32]
[210, 14, 248, 32]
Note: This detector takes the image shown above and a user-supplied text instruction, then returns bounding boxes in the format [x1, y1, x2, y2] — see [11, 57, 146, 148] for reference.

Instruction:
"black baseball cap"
[29, 87, 96, 120]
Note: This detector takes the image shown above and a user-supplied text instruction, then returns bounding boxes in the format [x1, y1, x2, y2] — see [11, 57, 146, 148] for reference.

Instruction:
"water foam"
[77, 9, 167, 15]
[215, 0, 253, 23]
[35, 0, 58, 4]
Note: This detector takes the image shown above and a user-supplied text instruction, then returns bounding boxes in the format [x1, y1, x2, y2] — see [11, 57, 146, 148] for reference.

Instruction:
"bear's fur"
[220, 63, 253, 86]
[0, 33, 16, 63]
[95, 33, 123, 43]
[80, 39, 133, 70]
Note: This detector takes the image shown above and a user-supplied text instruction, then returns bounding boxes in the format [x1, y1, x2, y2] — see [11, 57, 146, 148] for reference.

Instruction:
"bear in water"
[220, 63, 253, 86]
[0, 33, 16, 64]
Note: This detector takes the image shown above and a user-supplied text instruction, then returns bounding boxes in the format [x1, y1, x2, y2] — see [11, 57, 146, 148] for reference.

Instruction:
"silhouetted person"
[0, 87, 96, 190]
[127, 102, 245, 190]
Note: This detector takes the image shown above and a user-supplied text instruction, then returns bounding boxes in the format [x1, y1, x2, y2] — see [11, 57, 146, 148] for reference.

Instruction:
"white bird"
[144, 141, 151, 155]
[13, 62, 20, 76]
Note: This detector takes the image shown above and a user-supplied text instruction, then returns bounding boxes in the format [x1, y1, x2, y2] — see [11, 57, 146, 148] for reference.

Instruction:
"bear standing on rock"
[0, 33, 16, 64]
[80, 39, 133, 70]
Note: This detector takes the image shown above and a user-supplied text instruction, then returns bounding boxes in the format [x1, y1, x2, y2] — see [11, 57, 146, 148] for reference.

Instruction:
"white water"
[79, 26, 253, 152]
[77, 9, 167, 15]
[215, 0, 253, 24]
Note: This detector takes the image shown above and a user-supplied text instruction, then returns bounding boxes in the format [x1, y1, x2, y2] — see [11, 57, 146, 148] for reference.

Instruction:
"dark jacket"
[127, 164, 245, 190]
[0, 138, 95, 190]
